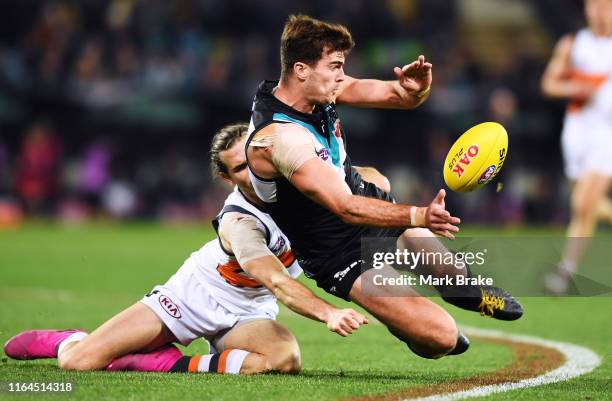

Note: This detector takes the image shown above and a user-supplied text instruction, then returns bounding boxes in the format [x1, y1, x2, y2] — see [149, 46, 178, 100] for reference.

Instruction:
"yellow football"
[443, 122, 508, 192]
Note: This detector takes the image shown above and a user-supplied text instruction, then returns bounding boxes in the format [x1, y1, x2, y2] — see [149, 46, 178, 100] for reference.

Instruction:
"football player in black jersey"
[245, 15, 523, 359]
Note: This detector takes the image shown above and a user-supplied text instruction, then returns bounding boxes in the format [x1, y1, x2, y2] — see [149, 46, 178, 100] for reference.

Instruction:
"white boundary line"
[402, 326, 602, 401]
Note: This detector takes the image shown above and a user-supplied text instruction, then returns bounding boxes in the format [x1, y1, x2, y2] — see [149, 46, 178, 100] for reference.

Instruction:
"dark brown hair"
[280, 14, 354, 78]
[209, 122, 248, 177]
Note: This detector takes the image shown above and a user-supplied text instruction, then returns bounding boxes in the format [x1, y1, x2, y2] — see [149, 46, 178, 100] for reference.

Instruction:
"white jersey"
[187, 186, 301, 314]
[561, 29, 612, 179]
[140, 187, 301, 345]
[566, 28, 612, 118]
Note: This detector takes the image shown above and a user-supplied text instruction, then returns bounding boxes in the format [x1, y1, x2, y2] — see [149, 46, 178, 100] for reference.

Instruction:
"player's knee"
[431, 327, 458, 357]
[270, 342, 301, 374]
[277, 352, 301, 374]
[415, 331, 457, 360]
[422, 316, 458, 358]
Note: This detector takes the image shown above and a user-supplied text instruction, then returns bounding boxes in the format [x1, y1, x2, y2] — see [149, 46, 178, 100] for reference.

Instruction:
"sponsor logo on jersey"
[478, 165, 497, 184]
[158, 295, 182, 318]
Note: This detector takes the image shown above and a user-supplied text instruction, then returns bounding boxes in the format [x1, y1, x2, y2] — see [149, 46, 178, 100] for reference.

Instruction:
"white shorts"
[561, 113, 612, 180]
[140, 257, 278, 347]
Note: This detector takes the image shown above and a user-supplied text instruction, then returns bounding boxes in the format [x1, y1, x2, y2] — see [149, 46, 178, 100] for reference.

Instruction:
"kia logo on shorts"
[158, 295, 182, 318]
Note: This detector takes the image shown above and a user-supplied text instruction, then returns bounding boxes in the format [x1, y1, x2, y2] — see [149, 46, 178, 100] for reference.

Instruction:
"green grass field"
[0, 223, 610, 401]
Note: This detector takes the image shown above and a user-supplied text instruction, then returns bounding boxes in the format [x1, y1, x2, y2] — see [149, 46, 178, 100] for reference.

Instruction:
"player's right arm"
[292, 157, 459, 238]
[219, 212, 368, 336]
[541, 34, 597, 100]
[249, 124, 460, 239]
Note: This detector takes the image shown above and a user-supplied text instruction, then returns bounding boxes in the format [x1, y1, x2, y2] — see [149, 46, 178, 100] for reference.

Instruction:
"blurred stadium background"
[0, 0, 590, 227]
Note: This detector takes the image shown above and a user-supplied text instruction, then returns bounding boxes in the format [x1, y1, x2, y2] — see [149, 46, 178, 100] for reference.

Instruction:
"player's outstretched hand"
[425, 189, 461, 240]
[326, 308, 369, 337]
[393, 55, 432, 95]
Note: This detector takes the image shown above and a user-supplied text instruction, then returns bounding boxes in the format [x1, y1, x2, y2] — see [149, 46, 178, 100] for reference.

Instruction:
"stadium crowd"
[0, 0, 587, 225]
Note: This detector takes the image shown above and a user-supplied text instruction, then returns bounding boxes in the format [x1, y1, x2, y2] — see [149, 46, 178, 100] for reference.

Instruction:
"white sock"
[57, 332, 88, 358]
[197, 354, 214, 372]
[225, 349, 249, 374]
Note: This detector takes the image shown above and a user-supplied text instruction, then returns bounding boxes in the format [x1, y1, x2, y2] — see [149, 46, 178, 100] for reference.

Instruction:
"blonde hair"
[209, 123, 248, 177]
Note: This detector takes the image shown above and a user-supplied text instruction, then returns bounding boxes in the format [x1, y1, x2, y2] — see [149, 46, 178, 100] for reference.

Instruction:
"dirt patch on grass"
[341, 335, 565, 401]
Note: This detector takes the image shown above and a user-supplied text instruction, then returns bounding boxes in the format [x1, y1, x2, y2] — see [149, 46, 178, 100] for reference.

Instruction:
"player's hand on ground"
[393, 55, 432, 95]
[425, 189, 461, 240]
[326, 308, 369, 337]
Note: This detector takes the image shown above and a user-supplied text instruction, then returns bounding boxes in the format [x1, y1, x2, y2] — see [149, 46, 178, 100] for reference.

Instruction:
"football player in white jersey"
[542, 0, 612, 294]
[4, 123, 368, 375]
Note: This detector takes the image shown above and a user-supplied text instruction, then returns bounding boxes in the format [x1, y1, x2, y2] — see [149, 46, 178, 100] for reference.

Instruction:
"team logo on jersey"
[478, 165, 497, 184]
[272, 236, 286, 253]
[158, 295, 182, 318]
[317, 147, 330, 161]
[334, 118, 342, 138]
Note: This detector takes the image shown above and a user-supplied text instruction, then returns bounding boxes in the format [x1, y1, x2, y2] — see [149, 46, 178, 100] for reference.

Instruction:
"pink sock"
[106, 344, 183, 372]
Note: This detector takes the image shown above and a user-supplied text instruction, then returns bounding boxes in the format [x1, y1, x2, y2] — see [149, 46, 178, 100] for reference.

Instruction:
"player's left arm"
[336, 55, 432, 109]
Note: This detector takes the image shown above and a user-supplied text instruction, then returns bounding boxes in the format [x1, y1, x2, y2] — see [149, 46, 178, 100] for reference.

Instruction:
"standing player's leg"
[596, 196, 612, 224]
[547, 171, 611, 293]
[568, 171, 610, 238]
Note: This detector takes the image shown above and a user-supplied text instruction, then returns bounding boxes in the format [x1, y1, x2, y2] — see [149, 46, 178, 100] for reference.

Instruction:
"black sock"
[170, 356, 191, 372]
